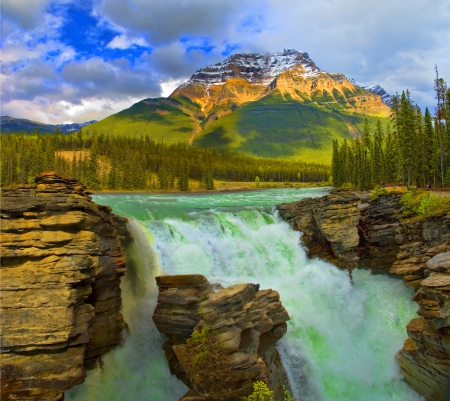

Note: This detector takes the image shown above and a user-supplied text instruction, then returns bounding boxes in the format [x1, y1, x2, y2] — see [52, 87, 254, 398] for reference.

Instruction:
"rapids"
[66, 188, 423, 401]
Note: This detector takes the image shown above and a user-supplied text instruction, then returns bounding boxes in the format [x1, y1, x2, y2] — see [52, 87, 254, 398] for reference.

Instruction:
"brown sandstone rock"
[277, 189, 363, 268]
[152, 274, 290, 401]
[277, 190, 450, 401]
[0, 172, 128, 401]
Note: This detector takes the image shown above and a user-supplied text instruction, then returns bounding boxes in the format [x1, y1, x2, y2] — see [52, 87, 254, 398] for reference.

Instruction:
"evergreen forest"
[1, 131, 330, 191]
[331, 72, 450, 190]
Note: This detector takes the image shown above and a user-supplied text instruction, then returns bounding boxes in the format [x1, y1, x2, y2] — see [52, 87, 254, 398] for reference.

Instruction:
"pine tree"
[373, 120, 384, 185]
[203, 169, 215, 190]
[177, 163, 189, 191]
[86, 149, 101, 190]
[331, 139, 341, 187]
[158, 167, 169, 190]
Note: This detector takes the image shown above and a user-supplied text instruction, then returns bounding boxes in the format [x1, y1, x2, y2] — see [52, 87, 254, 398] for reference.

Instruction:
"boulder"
[152, 275, 290, 401]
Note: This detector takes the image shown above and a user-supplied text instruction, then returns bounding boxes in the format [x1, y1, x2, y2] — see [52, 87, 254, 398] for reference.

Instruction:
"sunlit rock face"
[277, 190, 450, 401]
[152, 274, 290, 401]
[0, 172, 127, 401]
[172, 49, 391, 118]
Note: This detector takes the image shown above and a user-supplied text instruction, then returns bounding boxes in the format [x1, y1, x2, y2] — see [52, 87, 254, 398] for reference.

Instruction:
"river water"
[66, 188, 422, 401]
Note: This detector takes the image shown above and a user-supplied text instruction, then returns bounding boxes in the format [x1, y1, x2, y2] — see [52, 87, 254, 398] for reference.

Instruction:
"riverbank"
[92, 180, 329, 195]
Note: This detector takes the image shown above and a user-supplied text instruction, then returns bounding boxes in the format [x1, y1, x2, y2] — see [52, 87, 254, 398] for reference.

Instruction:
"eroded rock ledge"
[152, 275, 290, 401]
[0, 172, 128, 401]
[277, 189, 450, 401]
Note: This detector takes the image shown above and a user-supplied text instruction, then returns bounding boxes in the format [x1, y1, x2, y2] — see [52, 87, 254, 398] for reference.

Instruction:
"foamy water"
[66, 189, 422, 401]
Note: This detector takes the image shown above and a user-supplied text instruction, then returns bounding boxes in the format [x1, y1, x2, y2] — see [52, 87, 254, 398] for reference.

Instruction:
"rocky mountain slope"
[86, 49, 391, 163]
[0, 116, 97, 134]
[0, 172, 127, 400]
[277, 190, 450, 401]
[152, 274, 290, 400]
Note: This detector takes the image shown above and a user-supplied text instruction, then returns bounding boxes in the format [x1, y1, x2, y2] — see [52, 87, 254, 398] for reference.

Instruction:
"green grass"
[86, 98, 200, 143]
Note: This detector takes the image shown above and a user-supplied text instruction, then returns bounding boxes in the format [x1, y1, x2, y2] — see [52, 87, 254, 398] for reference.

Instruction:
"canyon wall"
[277, 189, 450, 401]
[152, 274, 290, 401]
[0, 172, 128, 401]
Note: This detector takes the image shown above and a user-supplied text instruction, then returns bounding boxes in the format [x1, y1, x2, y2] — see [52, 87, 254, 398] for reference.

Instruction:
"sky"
[1, 0, 449, 124]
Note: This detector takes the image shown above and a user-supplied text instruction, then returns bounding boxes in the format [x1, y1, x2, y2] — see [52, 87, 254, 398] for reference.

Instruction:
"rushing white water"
[66, 189, 423, 401]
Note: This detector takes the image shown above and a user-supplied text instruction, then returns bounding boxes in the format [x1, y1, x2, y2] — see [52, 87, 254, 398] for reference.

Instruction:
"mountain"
[0, 116, 97, 134]
[349, 79, 392, 107]
[86, 49, 392, 163]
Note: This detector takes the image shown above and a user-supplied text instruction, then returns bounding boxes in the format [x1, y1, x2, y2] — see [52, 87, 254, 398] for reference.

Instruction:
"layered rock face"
[277, 190, 450, 401]
[277, 190, 364, 268]
[1, 172, 127, 400]
[152, 275, 290, 401]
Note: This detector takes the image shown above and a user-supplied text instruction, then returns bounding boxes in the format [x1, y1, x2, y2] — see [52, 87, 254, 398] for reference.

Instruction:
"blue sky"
[1, 0, 449, 123]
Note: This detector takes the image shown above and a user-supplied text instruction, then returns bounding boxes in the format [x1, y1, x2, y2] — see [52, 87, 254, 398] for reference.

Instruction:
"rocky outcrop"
[152, 275, 290, 401]
[397, 251, 450, 401]
[0, 172, 127, 401]
[277, 189, 450, 401]
[277, 190, 365, 268]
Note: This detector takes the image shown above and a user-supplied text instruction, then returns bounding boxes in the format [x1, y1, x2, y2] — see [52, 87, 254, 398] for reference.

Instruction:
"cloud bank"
[1, 0, 449, 123]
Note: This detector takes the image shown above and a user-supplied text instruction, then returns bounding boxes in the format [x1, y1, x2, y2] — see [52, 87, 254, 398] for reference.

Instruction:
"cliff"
[0, 172, 128, 401]
[277, 190, 450, 401]
[152, 275, 290, 401]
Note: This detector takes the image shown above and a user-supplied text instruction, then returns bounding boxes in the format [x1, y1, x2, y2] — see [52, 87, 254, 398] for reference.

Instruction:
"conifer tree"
[203, 169, 215, 190]
[372, 120, 384, 185]
[177, 163, 189, 191]
[331, 139, 341, 187]
[86, 148, 100, 190]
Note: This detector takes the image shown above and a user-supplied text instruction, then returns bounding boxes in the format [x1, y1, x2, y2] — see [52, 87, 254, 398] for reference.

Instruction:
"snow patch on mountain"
[349, 79, 392, 106]
[187, 49, 321, 87]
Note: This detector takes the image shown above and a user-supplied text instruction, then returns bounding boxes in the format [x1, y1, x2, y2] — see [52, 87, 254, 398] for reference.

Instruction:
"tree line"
[332, 70, 450, 189]
[1, 131, 330, 190]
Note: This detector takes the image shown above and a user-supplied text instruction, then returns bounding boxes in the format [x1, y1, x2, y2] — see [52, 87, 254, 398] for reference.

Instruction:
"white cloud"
[1, 96, 146, 124]
[160, 78, 187, 98]
[106, 34, 148, 50]
[1, 0, 449, 122]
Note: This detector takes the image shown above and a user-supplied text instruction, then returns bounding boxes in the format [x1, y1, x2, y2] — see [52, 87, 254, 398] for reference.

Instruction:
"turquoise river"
[66, 188, 423, 401]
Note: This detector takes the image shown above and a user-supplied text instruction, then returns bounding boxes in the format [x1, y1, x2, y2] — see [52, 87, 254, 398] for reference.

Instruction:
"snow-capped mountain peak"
[349, 79, 392, 106]
[187, 49, 321, 87]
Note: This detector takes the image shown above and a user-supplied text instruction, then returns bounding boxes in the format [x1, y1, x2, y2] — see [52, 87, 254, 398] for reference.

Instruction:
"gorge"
[2, 180, 448, 400]
[65, 188, 422, 400]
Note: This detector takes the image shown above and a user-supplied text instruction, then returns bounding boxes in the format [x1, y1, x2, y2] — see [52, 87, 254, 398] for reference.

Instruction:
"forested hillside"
[0, 131, 330, 191]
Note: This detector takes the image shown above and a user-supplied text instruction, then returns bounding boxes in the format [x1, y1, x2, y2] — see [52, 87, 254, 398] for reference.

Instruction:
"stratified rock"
[152, 275, 290, 401]
[277, 190, 450, 401]
[0, 172, 127, 401]
[277, 189, 363, 268]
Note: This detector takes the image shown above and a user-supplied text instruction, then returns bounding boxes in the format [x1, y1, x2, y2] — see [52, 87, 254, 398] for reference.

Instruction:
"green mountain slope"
[86, 97, 202, 143]
[84, 50, 392, 164]
[195, 91, 387, 163]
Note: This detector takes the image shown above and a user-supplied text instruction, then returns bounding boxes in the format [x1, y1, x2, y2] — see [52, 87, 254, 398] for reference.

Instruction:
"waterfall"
[66, 190, 423, 401]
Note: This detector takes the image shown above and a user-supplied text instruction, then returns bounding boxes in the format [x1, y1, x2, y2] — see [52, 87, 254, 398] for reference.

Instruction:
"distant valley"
[0, 116, 97, 134]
